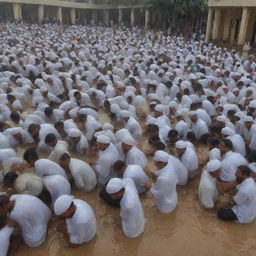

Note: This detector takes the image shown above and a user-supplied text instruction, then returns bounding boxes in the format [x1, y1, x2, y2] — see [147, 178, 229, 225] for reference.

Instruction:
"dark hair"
[28, 124, 40, 134]
[54, 121, 64, 129]
[23, 148, 39, 163]
[147, 124, 159, 133]
[44, 107, 53, 117]
[10, 112, 20, 122]
[3, 172, 18, 186]
[152, 140, 166, 150]
[208, 137, 220, 147]
[0, 195, 10, 207]
[199, 133, 213, 145]
[113, 160, 125, 172]
[222, 139, 233, 150]
[238, 165, 252, 176]
[149, 136, 161, 145]
[168, 129, 179, 138]
[74, 91, 81, 97]
[59, 153, 70, 161]
[187, 131, 196, 143]
[7, 94, 16, 102]
[45, 133, 57, 144]
[38, 188, 52, 205]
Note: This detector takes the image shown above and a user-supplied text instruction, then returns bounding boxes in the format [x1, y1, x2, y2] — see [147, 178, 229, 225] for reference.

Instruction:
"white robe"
[190, 118, 208, 140]
[66, 199, 96, 244]
[0, 226, 14, 256]
[9, 194, 51, 248]
[120, 178, 145, 238]
[198, 171, 219, 209]
[69, 158, 97, 191]
[125, 146, 147, 169]
[169, 155, 188, 185]
[95, 143, 120, 185]
[123, 165, 150, 194]
[150, 163, 178, 214]
[125, 117, 142, 141]
[180, 147, 198, 178]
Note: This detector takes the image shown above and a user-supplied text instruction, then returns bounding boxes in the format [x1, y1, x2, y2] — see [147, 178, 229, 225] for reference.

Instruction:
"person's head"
[23, 148, 39, 166]
[68, 129, 81, 144]
[244, 119, 254, 129]
[220, 139, 233, 155]
[44, 107, 53, 118]
[189, 112, 198, 123]
[168, 129, 179, 144]
[186, 131, 196, 143]
[121, 135, 136, 154]
[207, 159, 221, 179]
[153, 150, 170, 169]
[28, 124, 40, 137]
[113, 160, 126, 177]
[54, 121, 64, 132]
[54, 195, 76, 219]
[38, 188, 52, 206]
[207, 137, 220, 150]
[106, 178, 125, 200]
[199, 133, 213, 145]
[151, 140, 166, 153]
[74, 91, 81, 100]
[96, 135, 110, 151]
[78, 114, 87, 123]
[146, 124, 159, 137]
[59, 153, 71, 169]
[7, 94, 16, 103]
[3, 172, 18, 188]
[0, 195, 13, 216]
[10, 112, 20, 123]
[175, 140, 187, 157]
[45, 133, 57, 147]
[121, 142, 133, 154]
[236, 165, 252, 184]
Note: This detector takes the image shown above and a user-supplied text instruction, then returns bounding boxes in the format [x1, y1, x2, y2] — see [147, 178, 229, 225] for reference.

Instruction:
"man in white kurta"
[145, 151, 178, 214]
[106, 178, 145, 238]
[54, 195, 96, 244]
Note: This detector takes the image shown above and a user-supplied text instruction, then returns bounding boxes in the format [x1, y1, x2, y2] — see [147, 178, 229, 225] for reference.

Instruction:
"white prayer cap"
[189, 111, 197, 117]
[120, 110, 131, 118]
[175, 140, 187, 149]
[216, 116, 227, 123]
[40, 87, 47, 92]
[153, 150, 170, 163]
[248, 163, 256, 173]
[207, 159, 221, 173]
[188, 74, 197, 80]
[68, 128, 81, 137]
[54, 195, 74, 215]
[249, 101, 256, 108]
[97, 135, 110, 144]
[221, 127, 235, 136]
[103, 122, 114, 131]
[154, 104, 166, 113]
[106, 178, 124, 194]
[244, 116, 254, 122]
[232, 88, 239, 93]
[121, 135, 137, 146]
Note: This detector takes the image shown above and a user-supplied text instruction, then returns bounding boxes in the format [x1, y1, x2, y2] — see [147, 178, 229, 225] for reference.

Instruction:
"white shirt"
[120, 178, 145, 238]
[150, 163, 178, 214]
[69, 158, 97, 191]
[66, 199, 96, 244]
[232, 178, 256, 223]
[9, 194, 51, 247]
[198, 171, 219, 209]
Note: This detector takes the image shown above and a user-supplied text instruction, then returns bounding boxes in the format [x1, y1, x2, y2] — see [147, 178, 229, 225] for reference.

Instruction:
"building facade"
[206, 0, 256, 45]
[0, 0, 150, 28]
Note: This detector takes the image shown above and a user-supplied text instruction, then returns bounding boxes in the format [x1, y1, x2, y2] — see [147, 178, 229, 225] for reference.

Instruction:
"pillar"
[13, 3, 22, 20]
[104, 10, 109, 26]
[118, 8, 123, 24]
[38, 5, 44, 21]
[57, 7, 62, 23]
[205, 7, 213, 43]
[222, 10, 231, 41]
[71, 8, 76, 25]
[145, 9, 149, 30]
[238, 7, 250, 45]
[131, 8, 135, 27]
[212, 8, 221, 40]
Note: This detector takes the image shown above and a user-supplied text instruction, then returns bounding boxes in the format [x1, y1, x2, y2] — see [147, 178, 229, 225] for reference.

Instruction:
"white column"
[145, 9, 149, 29]
[13, 3, 22, 20]
[57, 7, 62, 23]
[38, 5, 44, 21]
[131, 8, 135, 27]
[205, 7, 213, 43]
[118, 8, 123, 24]
[238, 7, 250, 45]
[212, 8, 221, 40]
[71, 8, 76, 25]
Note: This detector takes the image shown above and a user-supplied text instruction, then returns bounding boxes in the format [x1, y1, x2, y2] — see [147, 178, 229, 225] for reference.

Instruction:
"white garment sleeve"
[0, 226, 14, 256]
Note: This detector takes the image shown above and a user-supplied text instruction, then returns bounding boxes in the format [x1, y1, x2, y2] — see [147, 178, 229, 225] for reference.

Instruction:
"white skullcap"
[244, 116, 254, 122]
[106, 178, 124, 194]
[249, 101, 256, 108]
[40, 87, 48, 92]
[120, 110, 131, 118]
[221, 127, 235, 136]
[121, 134, 137, 146]
[154, 104, 166, 113]
[103, 122, 114, 131]
[175, 140, 187, 149]
[54, 195, 74, 215]
[216, 116, 227, 123]
[153, 150, 170, 163]
[189, 111, 197, 117]
[207, 159, 221, 173]
[97, 135, 110, 144]
[68, 128, 81, 137]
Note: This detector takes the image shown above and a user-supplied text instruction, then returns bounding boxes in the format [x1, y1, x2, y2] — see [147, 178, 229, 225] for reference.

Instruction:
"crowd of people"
[0, 22, 256, 255]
